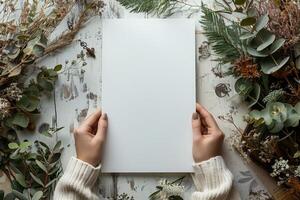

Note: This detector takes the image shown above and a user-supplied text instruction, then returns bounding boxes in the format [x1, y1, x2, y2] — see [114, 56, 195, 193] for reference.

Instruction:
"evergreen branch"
[117, 0, 200, 16]
[200, 4, 244, 64]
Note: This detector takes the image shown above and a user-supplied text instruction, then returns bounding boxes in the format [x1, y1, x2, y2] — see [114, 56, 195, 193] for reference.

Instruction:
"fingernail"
[102, 113, 107, 120]
[192, 112, 198, 120]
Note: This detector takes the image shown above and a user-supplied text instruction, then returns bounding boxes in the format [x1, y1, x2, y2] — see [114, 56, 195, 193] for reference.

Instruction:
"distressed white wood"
[11, 0, 275, 199]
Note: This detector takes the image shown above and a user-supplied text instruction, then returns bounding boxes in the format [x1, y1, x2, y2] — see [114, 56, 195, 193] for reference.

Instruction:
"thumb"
[94, 113, 108, 142]
[192, 112, 202, 139]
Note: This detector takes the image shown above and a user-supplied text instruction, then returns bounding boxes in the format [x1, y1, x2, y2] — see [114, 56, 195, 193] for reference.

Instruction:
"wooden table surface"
[0, 1, 277, 199]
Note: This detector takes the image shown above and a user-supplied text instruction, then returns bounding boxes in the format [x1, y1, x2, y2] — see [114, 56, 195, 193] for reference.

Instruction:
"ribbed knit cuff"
[63, 157, 101, 188]
[191, 156, 233, 200]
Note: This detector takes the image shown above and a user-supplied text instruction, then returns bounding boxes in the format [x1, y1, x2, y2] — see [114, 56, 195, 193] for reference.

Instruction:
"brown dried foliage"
[233, 56, 261, 79]
[256, 0, 300, 49]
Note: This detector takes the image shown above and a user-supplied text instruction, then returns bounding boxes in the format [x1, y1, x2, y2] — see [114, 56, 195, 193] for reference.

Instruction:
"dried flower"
[157, 179, 184, 199]
[294, 166, 300, 177]
[270, 157, 290, 177]
[256, 1, 300, 49]
[233, 56, 261, 79]
[4, 82, 23, 101]
[0, 97, 11, 119]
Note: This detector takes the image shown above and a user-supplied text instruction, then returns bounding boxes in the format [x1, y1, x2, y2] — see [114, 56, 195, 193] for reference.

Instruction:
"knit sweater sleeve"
[53, 157, 101, 200]
[191, 156, 234, 200]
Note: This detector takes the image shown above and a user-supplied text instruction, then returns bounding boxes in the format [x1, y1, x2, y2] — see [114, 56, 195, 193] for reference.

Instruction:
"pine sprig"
[117, 0, 177, 16]
[200, 4, 244, 64]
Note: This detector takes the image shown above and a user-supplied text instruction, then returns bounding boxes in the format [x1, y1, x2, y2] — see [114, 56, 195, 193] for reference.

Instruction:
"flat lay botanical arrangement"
[0, 0, 103, 199]
[119, 0, 300, 199]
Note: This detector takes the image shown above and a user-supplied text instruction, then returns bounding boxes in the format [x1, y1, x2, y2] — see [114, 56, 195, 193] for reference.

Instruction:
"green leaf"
[234, 78, 253, 96]
[235, 0, 246, 5]
[15, 173, 27, 188]
[269, 120, 284, 133]
[53, 141, 62, 153]
[254, 14, 269, 32]
[17, 95, 40, 112]
[294, 151, 300, 158]
[30, 172, 44, 187]
[54, 64, 62, 71]
[247, 47, 268, 57]
[240, 32, 256, 40]
[248, 83, 261, 108]
[32, 44, 45, 57]
[19, 141, 31, 153]
[268, 38, 285, 54]
[256, 31, 276, 51]
[267, 102, 287, 122]
[32, 191, 43, 200]
[8, 143, 19, 150]
[38, 79, 53, 91]
[260, 56, 290, 74]
[35, 160, 47, 173]
[240, 17, 256, 26]
[12, 112, 29, 128]
[284, 104, 299, 127]
[12, 190, 27, 200]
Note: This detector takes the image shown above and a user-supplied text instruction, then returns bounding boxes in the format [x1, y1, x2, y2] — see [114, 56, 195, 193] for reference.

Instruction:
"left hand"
[74, 109, 108, 167]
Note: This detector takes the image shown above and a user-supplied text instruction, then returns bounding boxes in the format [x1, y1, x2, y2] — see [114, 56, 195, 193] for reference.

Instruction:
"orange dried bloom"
[233, 56, 261, 79]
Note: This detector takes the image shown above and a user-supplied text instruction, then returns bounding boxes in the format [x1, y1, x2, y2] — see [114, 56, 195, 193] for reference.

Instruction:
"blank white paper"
[101, 19, 195, 173]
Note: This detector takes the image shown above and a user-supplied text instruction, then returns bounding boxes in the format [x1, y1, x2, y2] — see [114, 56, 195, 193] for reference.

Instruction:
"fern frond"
[200, 4, 244, 64]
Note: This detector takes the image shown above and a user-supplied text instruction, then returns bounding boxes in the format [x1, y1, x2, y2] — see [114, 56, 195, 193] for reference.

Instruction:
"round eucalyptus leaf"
[248, 83, 261, 108]
[269, 38, 285, 54]
[12, 112, 29, 128]
[32, 44, 45, 57]
[17, 95, 40, 112]
[284, 104, 300, 127]
[240, 32, 256, 40]
[19, 141, 31, 151]
[269, 120, 284, 133]
[246, 47, 268, 57]
[254, 14, 269, 32]
[256, 30, 276, 51]
[260, 56, 290, 74]
[38, 79, 53, 91]
[234, 78, 253, 96]
[240, 17, 256, 26]
[267, 102, 287, 122]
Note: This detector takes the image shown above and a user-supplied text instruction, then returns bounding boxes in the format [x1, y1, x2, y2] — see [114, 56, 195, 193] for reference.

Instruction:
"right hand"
[192, 103, 224, 163]
[74, 109, 108, 167]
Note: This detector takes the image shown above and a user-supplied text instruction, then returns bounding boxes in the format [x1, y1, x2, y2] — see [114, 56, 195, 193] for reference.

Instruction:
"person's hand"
[74, 109, 108, 167]
[192, 103, 224, 163]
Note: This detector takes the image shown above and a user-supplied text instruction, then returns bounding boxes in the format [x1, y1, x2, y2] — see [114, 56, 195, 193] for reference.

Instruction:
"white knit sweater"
[54, 156, 233, 200]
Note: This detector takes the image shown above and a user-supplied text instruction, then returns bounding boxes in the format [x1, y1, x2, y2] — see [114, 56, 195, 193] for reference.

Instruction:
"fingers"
[94, 113, 108, 142]
[82, 109, 101, 127]
[192, 112, 202, 139]
[196, 103, 219, 130]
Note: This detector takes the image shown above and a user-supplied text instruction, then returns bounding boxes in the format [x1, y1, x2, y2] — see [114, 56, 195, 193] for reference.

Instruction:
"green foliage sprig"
[200, 4, 245, 64]
[0, 136, 64, 200]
